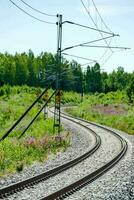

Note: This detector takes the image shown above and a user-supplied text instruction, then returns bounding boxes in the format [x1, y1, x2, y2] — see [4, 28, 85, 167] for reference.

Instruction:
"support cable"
[101, 51, 114, 66]
[18, 90, 56, 139]
[8, 0, 56, 24]
[19, 0, 56, 17]
[91, 0, 112, 32]
[91, 0, 118, 52]
[81, 61, 96, 66]
[62, 52, 97, 62]
[63, 20, 117, 36]
[91, 0, 120, 58]
[0, 81, 55, 142]
[81, 44, 131, 49]
[61, 35, 118, 52]
[80, 0, 113, 52]
[98, 38, 112, 61]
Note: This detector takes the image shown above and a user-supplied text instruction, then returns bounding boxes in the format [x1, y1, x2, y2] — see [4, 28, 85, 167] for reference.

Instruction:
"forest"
[0, 50, 134, 101]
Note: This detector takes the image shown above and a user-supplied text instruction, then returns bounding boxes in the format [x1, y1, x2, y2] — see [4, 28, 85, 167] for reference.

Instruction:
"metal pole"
[58, 14, 62, 136]
[53, 14, 62, 138]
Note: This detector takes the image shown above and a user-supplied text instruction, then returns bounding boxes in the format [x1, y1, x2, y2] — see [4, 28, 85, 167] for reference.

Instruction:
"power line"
[62, 52, 97, 62]
[8, 0, 56, 24]
[88, 0, 90, 12]
[19, 0, 56, 17]
[63, 20, 116, 35]
[91, 0, 120, 58]
[101, 51, 114, 66]
[91, 0, 119, 53]
[91, 0, 112, 32]
[62, 54, 97, 69]
[81, 61, 97, 66]
[80, 0, 113, 53]
[61, 35, 118, 52]
[81, 44, 131, 49]
[98, 38, 113, 63]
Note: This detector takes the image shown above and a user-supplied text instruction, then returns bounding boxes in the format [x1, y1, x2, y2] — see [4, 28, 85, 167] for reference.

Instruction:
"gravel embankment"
[65, 125, 134, 200]
[4, 116, 131, 200]
[0, 115, 95, 189]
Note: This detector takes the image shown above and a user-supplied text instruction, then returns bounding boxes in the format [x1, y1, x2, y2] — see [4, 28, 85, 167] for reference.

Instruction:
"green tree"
[0, 53, 6, 86]
[27, 50, 37, 86]
[70, 60, 83, 93]
[126, 76, 134, 102]
[15, 53, 29, 85]
[85, 63, 102, 93]
[3, 57, 16, 85]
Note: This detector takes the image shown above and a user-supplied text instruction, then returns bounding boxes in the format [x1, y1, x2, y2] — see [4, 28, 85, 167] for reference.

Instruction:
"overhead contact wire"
[80, 0, 113, 52]
[62, 53, 97, 62]
[8, 0, 56, 24]
[19, 0, 56, 17]
[91, 0, 112, 32]
[91, 0, 115, 63]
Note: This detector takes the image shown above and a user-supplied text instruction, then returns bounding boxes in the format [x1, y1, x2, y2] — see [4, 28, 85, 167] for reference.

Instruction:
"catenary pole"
[53, 14, 62, 137]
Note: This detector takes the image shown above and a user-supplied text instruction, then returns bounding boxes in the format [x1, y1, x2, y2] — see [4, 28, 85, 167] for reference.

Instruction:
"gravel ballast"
[0, 115, 95, 189]
[3, 114, 133, 200]
[65, 125, 134, 200]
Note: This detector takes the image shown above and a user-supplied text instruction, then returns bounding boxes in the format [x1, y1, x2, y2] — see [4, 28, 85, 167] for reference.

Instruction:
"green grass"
[1, 87, 133, 176]
[61, 91, 82, 105]
[0, 85, 70, 176]
[65, 91, 134, 135]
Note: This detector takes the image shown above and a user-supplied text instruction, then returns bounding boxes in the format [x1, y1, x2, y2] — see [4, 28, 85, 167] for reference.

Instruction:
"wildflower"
[40, 137, 47, 146]
[25, 137, 36, 147]
[54, 136, 63, 143]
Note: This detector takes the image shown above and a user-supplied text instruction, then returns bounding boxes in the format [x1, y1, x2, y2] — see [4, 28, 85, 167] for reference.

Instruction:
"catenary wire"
[8, 0, 56, 24]
[81, 44, 130, 49]
[19, 0, 56, 17]
[91, 0, 112, 32]
[91, 0, 119, 57]
[80, 0, 113, 53]
[63, 21, 116, 35]
[81, 61, 97, 66]
[100, 47, 129, 67]
[85, 0, 116, 67]
[91, 0, 119, 49]
[98, 38, 113, 64]
[101, 51, 114, 66]
[62, 52, 97, 62]
[61, 35, 118, 52]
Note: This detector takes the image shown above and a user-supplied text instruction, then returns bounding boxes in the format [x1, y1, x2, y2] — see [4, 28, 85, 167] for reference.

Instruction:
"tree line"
[0, 50, 134, 99]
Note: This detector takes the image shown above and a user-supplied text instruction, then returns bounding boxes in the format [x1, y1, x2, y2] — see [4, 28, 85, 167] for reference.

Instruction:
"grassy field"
[1, 86, 133, 176]
[65, 91, 134, 135]
[0, 85, 70, 176]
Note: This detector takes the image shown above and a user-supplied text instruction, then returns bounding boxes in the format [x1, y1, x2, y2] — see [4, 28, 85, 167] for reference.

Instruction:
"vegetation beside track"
[65, 91, 134, 135]
[0, 85, 70, 176]
[0, 85, 133, 176]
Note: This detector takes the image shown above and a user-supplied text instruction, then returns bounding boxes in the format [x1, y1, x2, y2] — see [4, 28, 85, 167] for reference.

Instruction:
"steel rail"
[41, 111, 127, 200]
[0, 112, 101, 198]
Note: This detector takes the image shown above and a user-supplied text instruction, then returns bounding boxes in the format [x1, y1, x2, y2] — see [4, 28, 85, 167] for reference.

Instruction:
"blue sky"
[0, 0, 134, 72]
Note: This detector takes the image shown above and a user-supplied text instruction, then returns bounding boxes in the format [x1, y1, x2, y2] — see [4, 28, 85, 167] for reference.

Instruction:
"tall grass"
[65, 91, 134, 135]
[0, 85, 70, 176]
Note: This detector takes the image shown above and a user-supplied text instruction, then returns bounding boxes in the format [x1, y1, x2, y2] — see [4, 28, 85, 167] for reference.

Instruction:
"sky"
[0, 0, 134, 73]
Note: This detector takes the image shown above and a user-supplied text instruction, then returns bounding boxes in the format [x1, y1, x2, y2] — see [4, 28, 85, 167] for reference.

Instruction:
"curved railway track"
[0, 110, 127, 199]
[41, 110, 127, 200]
[0, 111, 100, 199]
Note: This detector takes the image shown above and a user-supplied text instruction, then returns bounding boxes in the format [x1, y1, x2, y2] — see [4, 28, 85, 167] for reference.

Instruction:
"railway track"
[0, 111, 100, 199]
[41, 110, 127, 200]
[0, 110, 127, 199]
